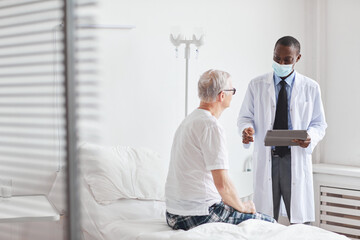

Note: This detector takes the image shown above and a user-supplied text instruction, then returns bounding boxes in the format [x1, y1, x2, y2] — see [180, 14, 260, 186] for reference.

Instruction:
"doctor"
[237, 36, 327, 224]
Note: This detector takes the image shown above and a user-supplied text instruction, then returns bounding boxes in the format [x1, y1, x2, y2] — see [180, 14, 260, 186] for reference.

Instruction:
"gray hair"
[198, 69, 231, 102]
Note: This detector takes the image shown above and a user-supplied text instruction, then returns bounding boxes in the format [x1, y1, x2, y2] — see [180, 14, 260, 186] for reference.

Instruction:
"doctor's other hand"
[292, 134, 311, 148]
[242, 127, 255, 144]
[242, 200, 256, 214]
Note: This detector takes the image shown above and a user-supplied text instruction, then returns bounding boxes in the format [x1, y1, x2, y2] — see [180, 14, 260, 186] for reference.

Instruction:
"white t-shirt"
[165, 109, 229, 216]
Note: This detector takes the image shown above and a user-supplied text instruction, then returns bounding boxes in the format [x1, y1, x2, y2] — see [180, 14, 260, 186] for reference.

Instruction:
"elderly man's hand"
[242, 127, 255, 144]
[242, 200, 256, 214]
[292, 134, 311, 148]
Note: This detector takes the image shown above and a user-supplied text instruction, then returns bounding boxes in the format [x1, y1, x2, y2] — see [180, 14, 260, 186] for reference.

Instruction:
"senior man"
[165, 69, 275, 231]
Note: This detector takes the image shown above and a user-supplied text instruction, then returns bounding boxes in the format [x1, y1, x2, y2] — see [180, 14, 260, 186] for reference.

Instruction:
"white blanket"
[100, 219, 349, 240]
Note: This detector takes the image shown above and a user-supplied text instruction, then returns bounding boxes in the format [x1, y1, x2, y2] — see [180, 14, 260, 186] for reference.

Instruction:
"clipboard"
[264, 130, 307, 146]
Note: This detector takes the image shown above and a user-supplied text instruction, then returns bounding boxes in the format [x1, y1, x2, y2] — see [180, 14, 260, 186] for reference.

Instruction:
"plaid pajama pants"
[166, 201, 276, 230]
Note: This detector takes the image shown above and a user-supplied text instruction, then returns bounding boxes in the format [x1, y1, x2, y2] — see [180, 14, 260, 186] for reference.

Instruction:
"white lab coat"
[237, 71, 327, 223]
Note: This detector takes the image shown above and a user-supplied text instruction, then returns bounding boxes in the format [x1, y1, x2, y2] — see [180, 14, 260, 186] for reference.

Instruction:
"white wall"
[98, 0, 307, 195]
[96, 0, 360, 199]
[320, 0, 360, 166]
[96, 0, 308, 195]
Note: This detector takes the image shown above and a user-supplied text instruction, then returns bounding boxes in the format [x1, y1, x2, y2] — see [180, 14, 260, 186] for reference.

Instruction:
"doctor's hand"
[242, 127, 255, 144]
[242, 200, 256, 214]
[292, 134, 311, 148]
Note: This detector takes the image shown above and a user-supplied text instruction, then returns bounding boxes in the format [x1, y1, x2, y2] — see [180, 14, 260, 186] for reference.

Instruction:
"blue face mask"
[272, 61, 294, 78]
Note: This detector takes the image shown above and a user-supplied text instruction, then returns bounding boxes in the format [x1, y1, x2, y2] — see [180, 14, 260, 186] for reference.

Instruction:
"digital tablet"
[264, 130, 307, 146]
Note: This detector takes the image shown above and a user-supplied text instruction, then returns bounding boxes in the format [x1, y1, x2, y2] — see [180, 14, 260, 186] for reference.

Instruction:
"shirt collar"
[274, 70, 296, 87]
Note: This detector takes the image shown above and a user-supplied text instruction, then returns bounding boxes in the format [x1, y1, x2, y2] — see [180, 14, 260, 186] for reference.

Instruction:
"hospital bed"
[51, 143, 349, 240]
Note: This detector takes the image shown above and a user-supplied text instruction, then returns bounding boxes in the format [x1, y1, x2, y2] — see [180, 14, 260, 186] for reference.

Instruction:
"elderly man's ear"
[217, 91, 225, 102]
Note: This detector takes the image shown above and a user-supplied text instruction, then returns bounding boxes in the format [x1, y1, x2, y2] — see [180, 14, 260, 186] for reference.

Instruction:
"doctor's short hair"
[198, 69, 231, 103]
[275, 36, 301, 54]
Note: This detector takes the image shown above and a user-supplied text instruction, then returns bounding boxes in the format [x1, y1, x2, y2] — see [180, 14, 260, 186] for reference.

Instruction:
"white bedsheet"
[100, 218, 349, 240]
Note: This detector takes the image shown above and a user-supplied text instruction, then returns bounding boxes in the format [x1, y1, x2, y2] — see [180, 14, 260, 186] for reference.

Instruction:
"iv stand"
[170, 34, 204, 117]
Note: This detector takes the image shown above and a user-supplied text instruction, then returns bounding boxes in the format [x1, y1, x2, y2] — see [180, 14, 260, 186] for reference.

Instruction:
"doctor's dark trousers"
[271, 150, 291, 221]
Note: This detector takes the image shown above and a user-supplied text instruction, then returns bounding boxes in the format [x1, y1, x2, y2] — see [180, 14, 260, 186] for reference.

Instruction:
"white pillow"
[79, 143, 168, 203]
[81, 177, 166, 226]
[80, 177, 166, 240]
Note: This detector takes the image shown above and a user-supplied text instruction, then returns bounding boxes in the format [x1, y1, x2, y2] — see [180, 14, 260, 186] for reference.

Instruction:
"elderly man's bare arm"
[211, 169, 256, 214]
